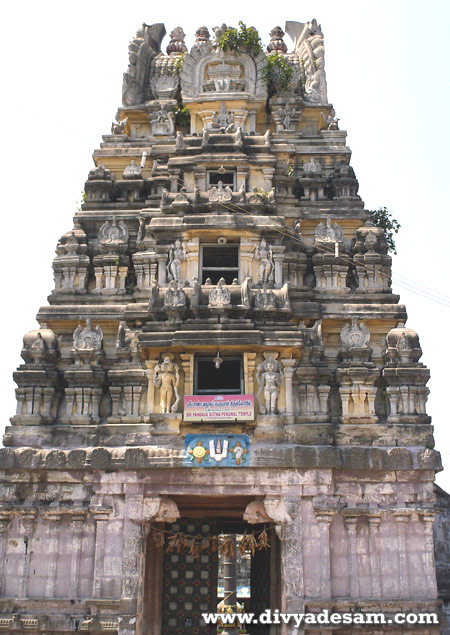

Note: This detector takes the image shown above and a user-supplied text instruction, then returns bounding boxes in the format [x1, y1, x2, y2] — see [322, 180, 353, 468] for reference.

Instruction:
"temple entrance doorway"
[142, 496, 280, 635]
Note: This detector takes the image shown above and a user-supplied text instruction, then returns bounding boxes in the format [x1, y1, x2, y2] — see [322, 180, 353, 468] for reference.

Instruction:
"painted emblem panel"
[183, 434, 250, 467]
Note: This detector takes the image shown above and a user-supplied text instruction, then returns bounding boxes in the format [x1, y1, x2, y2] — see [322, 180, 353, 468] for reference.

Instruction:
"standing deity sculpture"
[166, 239, 186, 282]
[256, 355, 284, 415]
[153, 356, 181, 413]
[254, 238, 275, 285]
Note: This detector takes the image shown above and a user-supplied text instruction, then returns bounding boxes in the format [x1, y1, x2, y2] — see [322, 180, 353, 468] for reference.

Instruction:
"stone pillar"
[180, 353, 194, 396]
[240, 239, 256, 281]
[248, 110, 256, 134]
[0, 511, 12, 596]
[314, 510, 335, 598]
[145, 360, 159, 414]
[90, 500, 112, 599]
[343, 513, 359, 599]
[392, 510, 411, 598]
[280, 499, 304, 613]
[243, 353, 256, 395]
[271, 247, 285, 288]
[262, 167, 275, 191]
[421, 511, 438, 598]
[281, 359, 296, 421]
[367, 513, 382, 599]
[122, 495, 146, 600]
[43, 510, 62, 598]
[168, 169, 180, 193]
[69, 512, 87, 598]
[156, 253, 167, 286]
[236, 165, 249, 191]
[17, 510, 37, 599]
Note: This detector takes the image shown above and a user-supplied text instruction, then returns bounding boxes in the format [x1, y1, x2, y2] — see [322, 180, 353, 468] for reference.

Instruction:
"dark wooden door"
[248, 543, 271, 634]
[161, 518, 218, 635]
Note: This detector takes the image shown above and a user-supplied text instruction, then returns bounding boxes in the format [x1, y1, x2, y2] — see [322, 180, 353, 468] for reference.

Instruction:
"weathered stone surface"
[0, 16, 445, 634]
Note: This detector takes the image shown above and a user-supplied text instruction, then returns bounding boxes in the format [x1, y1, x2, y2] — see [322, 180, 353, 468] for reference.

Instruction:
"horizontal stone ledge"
[0, 445, 442, 472]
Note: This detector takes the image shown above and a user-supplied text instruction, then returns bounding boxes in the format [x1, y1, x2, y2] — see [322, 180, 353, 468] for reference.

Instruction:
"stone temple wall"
[0, 18, 447, 635]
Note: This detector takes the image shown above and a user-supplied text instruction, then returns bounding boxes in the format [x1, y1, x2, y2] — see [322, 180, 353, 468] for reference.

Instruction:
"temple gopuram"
[0, 18, 448, 635]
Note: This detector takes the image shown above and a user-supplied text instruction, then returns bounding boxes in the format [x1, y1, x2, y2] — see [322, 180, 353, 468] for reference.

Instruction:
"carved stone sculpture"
[153, 497, 181, 523]
[210, 102, 235, 132]
[193, 26, 211, 51]
[256, 355, 284, 415]
[254, 238, 274, 284]
[286, 20, 327, 104]
[115, 321, 129, 351]
[254, 284, 277, 309]
[164, 280, 186, 308]
[111, 113, 128, 135]
[73, 319, 103, 351]
[267, 26, 288, 54]
[166, 27, 187, 55]
[208, 277, 231, 308]
[98, 218, 128, 251]
[340, 317, 370, 350]
[175, 131, 185, 150]
[123, 160, 142, 179]
[303, 157, 322, 175]
[243, 500, 272, 524]
[150, 109, 175, 136]
[166, 239, 186, 282]
[241, 275, 252, 308]
[153, 356, 181, 413]
[208, 181, 233, 203]
[315, 216, 344, 243]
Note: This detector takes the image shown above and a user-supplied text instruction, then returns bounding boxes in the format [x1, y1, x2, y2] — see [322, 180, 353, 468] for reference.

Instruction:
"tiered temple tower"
[0, 19, 445, 635]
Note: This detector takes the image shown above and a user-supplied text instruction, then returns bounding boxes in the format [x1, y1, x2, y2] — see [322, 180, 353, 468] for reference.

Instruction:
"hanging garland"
[150, 525, 273, 559]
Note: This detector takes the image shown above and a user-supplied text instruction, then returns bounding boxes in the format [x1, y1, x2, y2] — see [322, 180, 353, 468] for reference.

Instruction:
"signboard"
[183, 434, 250, 467]
[183, 394, 254, 422]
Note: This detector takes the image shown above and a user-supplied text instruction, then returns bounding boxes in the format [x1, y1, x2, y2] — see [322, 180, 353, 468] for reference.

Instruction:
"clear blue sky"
[1, 0, 449, 488]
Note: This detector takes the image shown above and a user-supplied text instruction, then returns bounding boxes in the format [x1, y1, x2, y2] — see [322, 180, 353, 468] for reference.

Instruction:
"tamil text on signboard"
[183, 395, 254, 422]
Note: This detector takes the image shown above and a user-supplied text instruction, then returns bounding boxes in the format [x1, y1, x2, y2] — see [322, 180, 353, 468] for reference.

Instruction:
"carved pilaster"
[42, 510, 62, 598]
[17, 510, 37, 599]
[342, 512, 360, 599]
[69, 511, 87, 598]
[392, 509, 411, 598]
[314, 508, 336, 598]
[145, 360, 159, 414]
[180, 353, 194, 396]
[90, 499, 112, 598]
[281, 359, 296, 421]
[279, 498, 303, 613]
[367, 513, 382, 599]
[244, 352, 256, 396]
[421, 511, 438, 598]
[0, 510, 12, 596]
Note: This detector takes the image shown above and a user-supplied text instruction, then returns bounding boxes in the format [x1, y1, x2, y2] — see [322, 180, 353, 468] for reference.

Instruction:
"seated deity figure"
[256, 355, 284, 415]
[164, 280, 186, 308]
[254, 238, 275, 284]
[167, 239, 186, 282]
[73, 318, 103, 350]
[153, 356, 181, 413]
